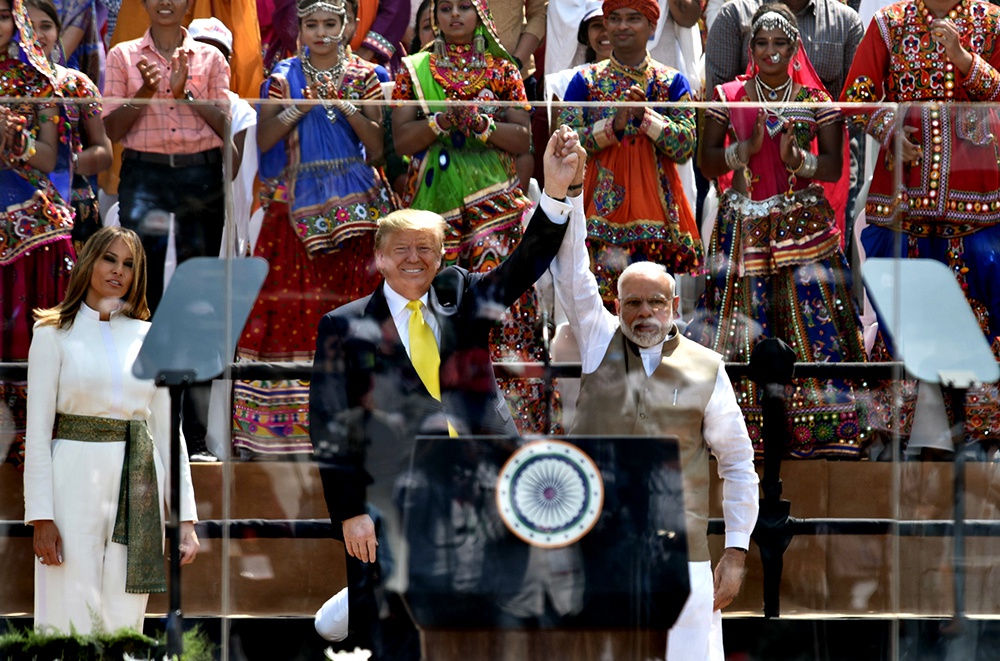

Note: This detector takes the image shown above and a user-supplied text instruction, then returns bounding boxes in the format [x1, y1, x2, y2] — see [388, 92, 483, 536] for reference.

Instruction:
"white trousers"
[666, 561, 724, 661]
[34, 438, 164, 634]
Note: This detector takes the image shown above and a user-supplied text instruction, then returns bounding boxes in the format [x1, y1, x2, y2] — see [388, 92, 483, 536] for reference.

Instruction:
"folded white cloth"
[314, 588, 349, 642]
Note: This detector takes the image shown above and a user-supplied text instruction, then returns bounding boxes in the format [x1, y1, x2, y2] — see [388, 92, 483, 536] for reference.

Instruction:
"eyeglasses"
[620, 296, 672, 312]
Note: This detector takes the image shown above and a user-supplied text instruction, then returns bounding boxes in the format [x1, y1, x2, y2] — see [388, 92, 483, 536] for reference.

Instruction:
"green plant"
[0, 624, 216, 661]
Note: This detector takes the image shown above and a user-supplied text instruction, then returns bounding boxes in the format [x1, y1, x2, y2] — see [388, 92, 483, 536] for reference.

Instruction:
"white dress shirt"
[549, 195, 759, 552]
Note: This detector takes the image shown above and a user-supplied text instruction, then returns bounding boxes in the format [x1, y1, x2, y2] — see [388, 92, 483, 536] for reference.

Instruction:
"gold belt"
[55, 413, 165, 594]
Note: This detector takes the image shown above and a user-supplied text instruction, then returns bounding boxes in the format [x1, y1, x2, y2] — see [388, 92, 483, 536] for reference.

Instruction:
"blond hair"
[34, 227, 150, 328]
[374, 208, 447, 254]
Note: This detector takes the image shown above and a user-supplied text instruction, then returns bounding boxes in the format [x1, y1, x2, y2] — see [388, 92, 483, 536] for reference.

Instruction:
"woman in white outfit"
[23, 226, 200, 634]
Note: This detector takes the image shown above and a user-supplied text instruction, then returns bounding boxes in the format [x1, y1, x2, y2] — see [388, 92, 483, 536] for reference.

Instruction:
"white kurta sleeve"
[148, 388, 198, 522]
[549, 194, 618, 374]
[702, 363, 759, 551]
[23, 325, 63, 524]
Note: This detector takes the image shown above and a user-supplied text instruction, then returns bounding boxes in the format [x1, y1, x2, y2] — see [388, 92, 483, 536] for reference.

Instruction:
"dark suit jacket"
[309, 201, 568, 535]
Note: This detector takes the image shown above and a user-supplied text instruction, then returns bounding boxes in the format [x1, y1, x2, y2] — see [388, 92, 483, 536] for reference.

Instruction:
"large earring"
[472, 31, 486, 67]
[792, 59, 801, 71]
[433, 33, 450, 67]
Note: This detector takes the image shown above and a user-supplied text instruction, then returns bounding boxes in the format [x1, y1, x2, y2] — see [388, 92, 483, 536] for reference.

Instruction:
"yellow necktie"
[407, 300, 441, 399]
[406, 300, 458, 437]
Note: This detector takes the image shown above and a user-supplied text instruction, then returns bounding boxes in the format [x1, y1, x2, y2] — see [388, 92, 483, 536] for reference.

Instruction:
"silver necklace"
[754, 76, 794, 137]
[754, 75, 792, 102]
[301, 53, 347, 123]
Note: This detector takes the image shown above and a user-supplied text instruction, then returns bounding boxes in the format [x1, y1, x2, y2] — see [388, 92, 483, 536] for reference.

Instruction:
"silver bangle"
[795, 150, 818, 178]
[339, 101, 359, 118]
[278, 106, 305, 126]
[724, 142, 746, 171]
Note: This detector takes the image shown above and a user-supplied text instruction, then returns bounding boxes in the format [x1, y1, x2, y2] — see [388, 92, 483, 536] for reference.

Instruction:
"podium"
[398, 434, 690, 654]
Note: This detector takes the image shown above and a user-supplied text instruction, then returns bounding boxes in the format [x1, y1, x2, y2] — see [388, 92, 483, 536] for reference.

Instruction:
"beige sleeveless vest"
[571, 327, 723, 562]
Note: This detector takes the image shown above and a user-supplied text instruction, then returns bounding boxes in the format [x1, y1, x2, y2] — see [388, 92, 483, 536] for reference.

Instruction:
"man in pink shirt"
[103, 0, 230, 313]
[103, 0, 231, 461]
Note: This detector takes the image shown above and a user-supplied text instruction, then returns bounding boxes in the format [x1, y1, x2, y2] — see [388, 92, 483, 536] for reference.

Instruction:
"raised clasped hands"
[543, 125, 585, 198]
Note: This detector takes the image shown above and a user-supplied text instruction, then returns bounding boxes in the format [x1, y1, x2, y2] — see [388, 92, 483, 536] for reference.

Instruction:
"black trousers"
[117, 151, 225, 312]
[118, 152, 225, 453]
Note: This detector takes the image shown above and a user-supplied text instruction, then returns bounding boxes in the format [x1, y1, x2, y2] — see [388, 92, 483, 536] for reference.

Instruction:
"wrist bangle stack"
[15, 132, 36, 162]
[724, 142, 746, 171]
[278, 105, 305, 126]
[471, 114, 496, 143]
[429, 112, 447, 137]
[793, 150, 818, 178]
[339, 101, 359, 118]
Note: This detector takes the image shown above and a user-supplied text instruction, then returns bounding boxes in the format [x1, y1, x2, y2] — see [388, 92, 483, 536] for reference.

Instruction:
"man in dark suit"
[309, 127, 585, 657]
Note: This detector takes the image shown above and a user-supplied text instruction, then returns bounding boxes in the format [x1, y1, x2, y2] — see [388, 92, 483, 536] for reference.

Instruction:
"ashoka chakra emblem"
[496, 440, 604, 548]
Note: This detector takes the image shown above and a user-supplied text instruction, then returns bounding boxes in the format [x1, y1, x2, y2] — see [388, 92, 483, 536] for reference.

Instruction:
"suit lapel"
[427, 286, 458, 364]
[365, 284, 410, 369]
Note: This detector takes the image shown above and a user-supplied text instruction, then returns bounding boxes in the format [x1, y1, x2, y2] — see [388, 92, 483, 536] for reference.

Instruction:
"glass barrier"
[0, 90, 998, 661]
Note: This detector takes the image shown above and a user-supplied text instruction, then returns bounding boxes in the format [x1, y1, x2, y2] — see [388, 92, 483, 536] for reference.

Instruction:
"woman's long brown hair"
[34, 226, 150, 328]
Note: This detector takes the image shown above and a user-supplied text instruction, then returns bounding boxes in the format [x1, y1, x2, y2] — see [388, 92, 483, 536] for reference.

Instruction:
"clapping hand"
[625, 84, 647, 122]
[448, 103, 480, 135]
[0, 108, 28, 160]
[0, 107, 17, 155]
[136, 56, 161, 99]
[779, 118, 802, 170]
[170, 49, 189, 100]
[740, 109, 767, 164]
[296, 84, 319, 116]
[613, 85, 648, 132]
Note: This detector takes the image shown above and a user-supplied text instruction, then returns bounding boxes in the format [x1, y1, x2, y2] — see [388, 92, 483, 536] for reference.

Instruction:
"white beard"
[620, 317, 668, 348]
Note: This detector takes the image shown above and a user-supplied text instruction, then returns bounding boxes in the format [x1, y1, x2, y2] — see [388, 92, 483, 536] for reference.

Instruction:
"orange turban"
[602, 0, 660, 26]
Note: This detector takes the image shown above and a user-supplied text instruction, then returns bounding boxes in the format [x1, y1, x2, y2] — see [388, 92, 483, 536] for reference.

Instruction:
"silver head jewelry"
[298, 0, 347, 18]
[751, 11, 799, 42]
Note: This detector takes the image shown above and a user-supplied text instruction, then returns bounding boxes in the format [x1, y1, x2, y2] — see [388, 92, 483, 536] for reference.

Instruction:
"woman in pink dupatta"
[687, 2, 869, 459]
